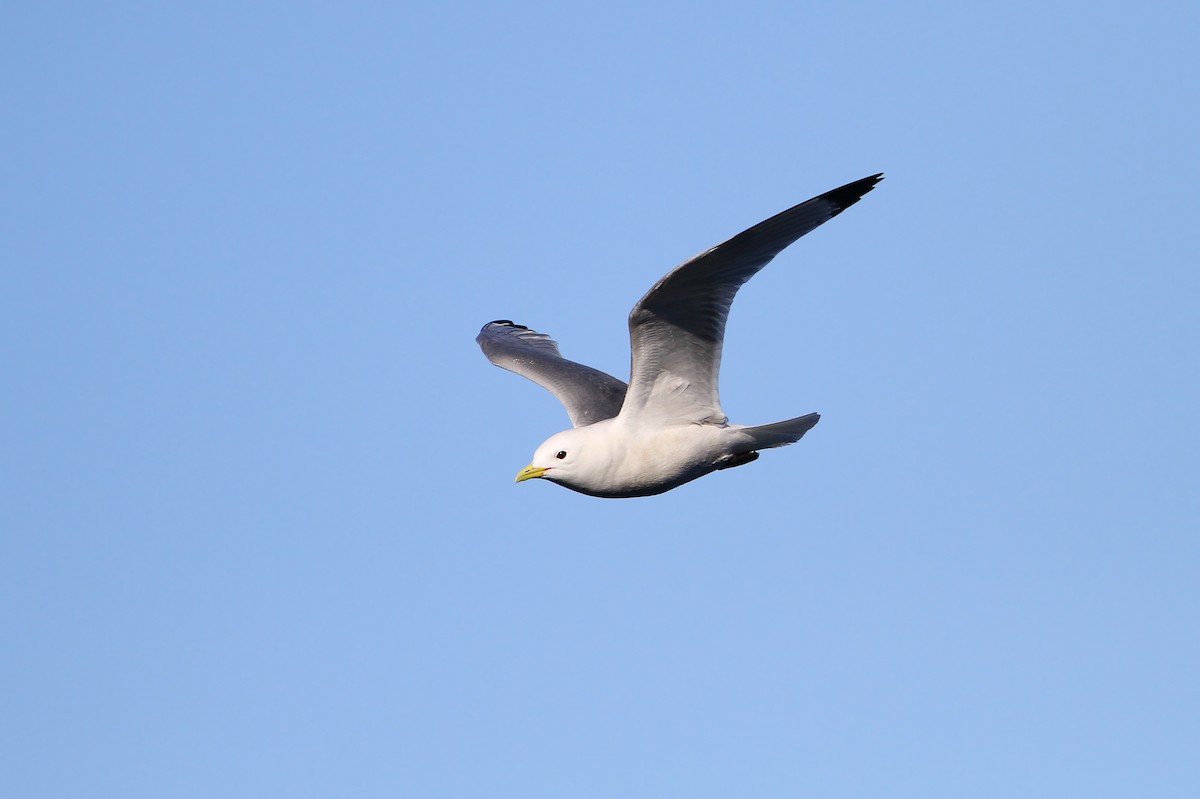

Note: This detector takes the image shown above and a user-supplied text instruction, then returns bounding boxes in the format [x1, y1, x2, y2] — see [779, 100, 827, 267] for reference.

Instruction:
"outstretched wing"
[476, 320, 628, 427]
[621, 174, 883, 423]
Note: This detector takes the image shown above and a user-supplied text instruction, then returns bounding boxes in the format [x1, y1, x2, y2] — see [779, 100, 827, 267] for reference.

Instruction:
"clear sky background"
[3, 2, 1198, 797]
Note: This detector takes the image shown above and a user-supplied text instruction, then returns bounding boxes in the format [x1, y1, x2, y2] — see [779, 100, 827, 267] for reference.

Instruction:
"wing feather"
[476, 320, 627, 427]
[621, 174, 883, 422]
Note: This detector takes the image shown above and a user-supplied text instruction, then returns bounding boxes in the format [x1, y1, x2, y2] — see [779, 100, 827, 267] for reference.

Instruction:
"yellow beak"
[515, 464, 548, 483]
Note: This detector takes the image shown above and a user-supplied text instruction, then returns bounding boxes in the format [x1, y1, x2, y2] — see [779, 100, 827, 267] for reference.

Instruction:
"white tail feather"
[739, 412, 820, 450]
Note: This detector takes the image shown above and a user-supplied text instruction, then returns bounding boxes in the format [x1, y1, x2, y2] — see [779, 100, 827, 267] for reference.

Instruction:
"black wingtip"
[483, 319, 528, 331]
[823, 173, 884, 216]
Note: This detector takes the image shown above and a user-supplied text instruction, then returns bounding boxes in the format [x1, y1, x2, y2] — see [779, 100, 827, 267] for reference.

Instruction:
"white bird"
[477, 174, 883, 498]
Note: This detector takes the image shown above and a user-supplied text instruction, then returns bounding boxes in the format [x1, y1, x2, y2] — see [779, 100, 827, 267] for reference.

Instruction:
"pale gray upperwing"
[476, 320, 628, 427]
[621, 174, 883, 423]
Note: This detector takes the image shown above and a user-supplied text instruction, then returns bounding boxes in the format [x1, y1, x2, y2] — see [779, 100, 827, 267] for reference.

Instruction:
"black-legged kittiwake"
[477, 174, 883, 498]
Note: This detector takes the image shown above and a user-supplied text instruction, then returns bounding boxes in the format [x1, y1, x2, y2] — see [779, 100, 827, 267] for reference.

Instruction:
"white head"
[514, 425, 619, 496]
[515, 428, 586, 485]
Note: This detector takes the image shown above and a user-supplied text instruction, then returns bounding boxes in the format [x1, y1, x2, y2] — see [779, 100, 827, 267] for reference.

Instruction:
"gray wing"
[476, 320, 628, 427]
[621, 174, 883, 423]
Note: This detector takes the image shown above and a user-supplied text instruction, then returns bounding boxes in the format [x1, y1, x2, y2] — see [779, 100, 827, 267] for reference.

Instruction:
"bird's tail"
[738, 412, 820, 450]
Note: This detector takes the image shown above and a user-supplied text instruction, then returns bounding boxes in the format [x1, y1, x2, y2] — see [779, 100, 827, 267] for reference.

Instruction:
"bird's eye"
[555, 450, 567, 460]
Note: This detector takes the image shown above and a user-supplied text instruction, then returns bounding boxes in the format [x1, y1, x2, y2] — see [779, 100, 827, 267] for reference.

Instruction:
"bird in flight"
[477, 174, 883, 498]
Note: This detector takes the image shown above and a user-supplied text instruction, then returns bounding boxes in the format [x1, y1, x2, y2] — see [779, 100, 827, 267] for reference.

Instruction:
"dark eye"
[555, 450, 567, 460]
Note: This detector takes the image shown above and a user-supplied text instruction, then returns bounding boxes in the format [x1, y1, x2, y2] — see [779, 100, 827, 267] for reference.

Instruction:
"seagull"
[477, 174, 882, 498]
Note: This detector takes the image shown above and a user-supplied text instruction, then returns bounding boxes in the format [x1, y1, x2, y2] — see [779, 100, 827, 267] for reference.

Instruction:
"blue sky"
[3, 1, 1198, 796]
